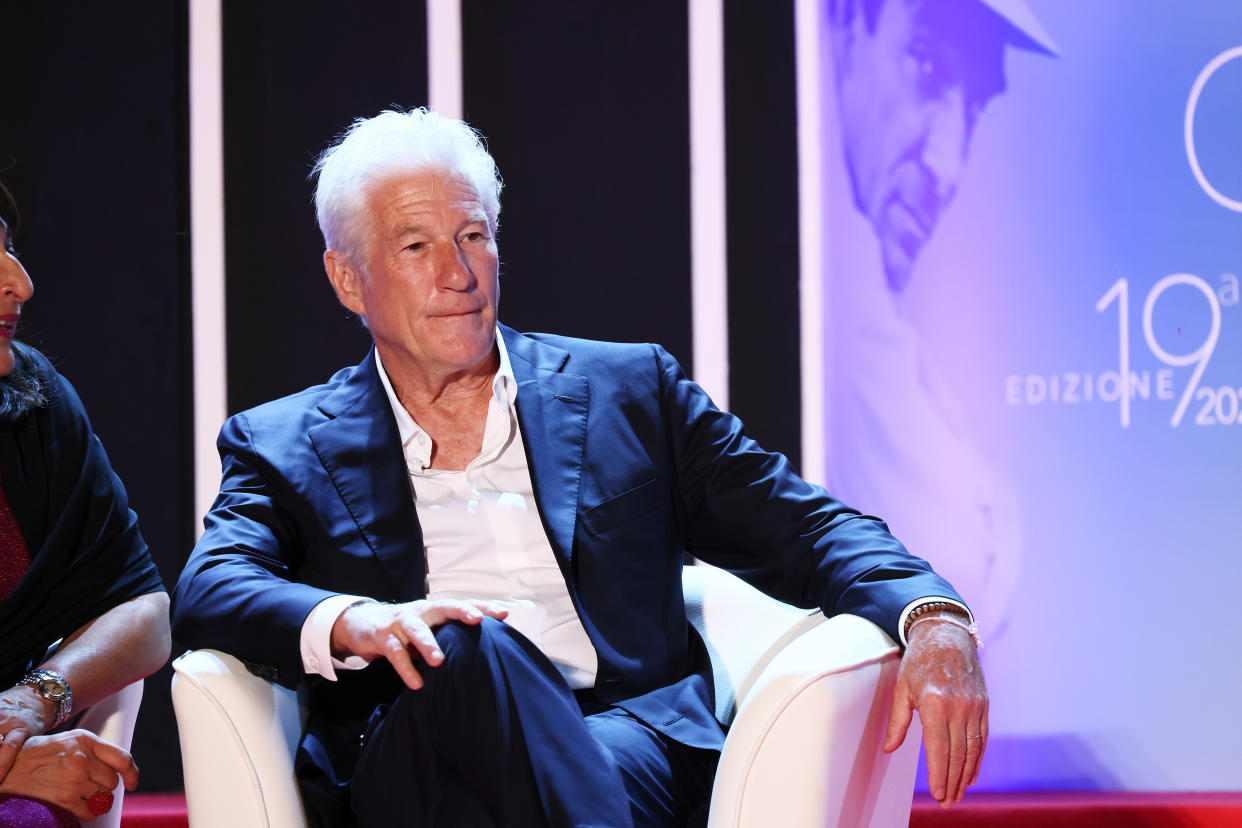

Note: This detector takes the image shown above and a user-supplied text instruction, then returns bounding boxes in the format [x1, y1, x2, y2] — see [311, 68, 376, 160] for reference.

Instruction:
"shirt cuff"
[300, 594, 376, 680]
[896, 596, 974, 647]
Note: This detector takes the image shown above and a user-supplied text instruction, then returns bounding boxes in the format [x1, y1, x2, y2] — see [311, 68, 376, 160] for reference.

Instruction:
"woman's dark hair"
[0, 178, 47, 425]
[0, 177, 18, 239]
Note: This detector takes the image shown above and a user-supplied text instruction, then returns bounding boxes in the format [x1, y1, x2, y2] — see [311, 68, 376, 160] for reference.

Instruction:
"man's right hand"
[330, 599, 510, 690]
[0, 730, 138, 821]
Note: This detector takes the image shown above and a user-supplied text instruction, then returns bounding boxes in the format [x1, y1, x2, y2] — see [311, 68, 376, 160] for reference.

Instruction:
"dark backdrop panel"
[223, 0, 429, 413]
[724, 0, 802, 467]
[1, 2, 191, 791]
[460, 1, 693, 367]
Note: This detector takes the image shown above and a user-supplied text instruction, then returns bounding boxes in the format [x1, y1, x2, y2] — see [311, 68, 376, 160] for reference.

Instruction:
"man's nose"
[435, 243, 476, 291]
[919, 90, 970, 204]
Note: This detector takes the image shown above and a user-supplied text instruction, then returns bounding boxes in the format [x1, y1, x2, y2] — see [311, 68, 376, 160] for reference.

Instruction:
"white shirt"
[299, 333, 598, 687]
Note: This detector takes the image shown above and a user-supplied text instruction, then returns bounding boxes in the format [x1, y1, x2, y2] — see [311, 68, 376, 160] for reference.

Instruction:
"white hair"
[312, 107, 503, 263]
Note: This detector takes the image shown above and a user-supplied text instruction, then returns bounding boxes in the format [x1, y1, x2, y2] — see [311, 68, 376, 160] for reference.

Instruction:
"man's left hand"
[882, 618, 987, 809]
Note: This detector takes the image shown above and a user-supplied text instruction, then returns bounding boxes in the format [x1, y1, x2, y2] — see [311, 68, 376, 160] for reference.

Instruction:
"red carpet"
[119, 794, 188, 828]
[911, 792, 1242, 828]
[122, 791, 1242, 827]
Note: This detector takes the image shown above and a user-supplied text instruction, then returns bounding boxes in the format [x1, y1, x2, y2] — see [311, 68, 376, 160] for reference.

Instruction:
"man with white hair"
[173, 108, 987, 827]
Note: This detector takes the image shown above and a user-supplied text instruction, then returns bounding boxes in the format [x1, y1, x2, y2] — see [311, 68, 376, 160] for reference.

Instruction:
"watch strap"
[18, 668, 74, 729]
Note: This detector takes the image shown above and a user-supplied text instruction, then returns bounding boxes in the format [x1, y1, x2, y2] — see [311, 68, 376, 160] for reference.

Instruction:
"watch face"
[37, 678, 69, 700]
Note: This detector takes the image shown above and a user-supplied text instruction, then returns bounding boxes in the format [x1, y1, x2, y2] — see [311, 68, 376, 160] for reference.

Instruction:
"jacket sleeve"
[655, 344, 964, 643]
[171, 413, 341, 689]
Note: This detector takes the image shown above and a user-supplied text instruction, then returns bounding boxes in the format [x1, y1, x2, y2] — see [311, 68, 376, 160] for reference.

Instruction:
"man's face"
[834, 0, 1006, 292]
[326, 169, 500, 386]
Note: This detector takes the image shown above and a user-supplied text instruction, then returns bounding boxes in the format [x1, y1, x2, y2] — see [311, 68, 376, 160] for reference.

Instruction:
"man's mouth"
[0, 314, 19, 340]
[907, 200, 935, 239]
[887, 197, 934, 260]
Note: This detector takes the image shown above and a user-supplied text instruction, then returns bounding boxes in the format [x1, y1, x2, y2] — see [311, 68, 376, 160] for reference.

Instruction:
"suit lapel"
[307, 351, 425, 600]
[502, 326, 589, 567]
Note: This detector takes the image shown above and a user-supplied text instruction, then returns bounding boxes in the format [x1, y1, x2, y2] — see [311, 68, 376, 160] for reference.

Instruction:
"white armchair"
[171, 565, 920, 827]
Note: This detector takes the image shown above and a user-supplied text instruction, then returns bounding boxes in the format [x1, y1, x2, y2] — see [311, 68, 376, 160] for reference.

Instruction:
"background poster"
[810, 0, 1242, 790]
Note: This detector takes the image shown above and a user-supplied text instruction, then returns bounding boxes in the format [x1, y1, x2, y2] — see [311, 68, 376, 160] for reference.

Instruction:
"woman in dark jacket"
[0, 179, 170, 826]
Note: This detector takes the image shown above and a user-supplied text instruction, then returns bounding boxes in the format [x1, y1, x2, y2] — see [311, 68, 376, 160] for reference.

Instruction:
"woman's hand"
[0, 730, 138, 821]
[0, 685, 55, 782]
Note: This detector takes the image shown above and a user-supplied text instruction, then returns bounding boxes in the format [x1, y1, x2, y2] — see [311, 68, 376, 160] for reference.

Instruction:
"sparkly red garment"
[0, 479, 65, 827]
[0, 467, 31, 600]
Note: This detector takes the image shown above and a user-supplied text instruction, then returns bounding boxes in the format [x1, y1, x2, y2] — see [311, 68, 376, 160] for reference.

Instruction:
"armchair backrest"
[171, 650, 304, 828]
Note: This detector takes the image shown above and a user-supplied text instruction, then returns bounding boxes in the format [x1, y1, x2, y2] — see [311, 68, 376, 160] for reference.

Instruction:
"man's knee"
[434, 616, 512, 657]
[376, 619, 543, 765]
[433, 617, 484, 653]
[429, 617, 531, 685]
[380, 620, 514, 742]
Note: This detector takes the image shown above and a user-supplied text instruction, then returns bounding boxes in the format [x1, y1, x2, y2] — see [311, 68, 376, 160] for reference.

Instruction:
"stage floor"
[120, 791, 1242, 827]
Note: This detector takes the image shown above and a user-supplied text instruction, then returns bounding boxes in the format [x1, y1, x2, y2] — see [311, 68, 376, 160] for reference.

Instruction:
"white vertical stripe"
[795, 0, 826, 485]
[190, 0, 227, 537]
[689, 0, 729, 409]
[427, 0, 463, 119]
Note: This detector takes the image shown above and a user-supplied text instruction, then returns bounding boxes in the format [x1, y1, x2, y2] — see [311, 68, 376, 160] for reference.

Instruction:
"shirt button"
[308, 657, 319, 670]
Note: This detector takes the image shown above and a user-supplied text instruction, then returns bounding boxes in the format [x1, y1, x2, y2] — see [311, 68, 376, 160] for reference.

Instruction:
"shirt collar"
[373, 328, 518, 466]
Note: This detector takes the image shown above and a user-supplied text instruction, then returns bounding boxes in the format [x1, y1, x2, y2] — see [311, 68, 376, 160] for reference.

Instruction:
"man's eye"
[405, 242, 425, 251]
[461, 232, 483, 242]
[908, 40, 949, 94]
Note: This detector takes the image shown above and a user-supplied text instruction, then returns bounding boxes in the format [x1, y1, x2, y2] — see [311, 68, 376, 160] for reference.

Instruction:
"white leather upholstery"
[173, 565, 920, 827]
[171, 650, 304, 828]
[683, 565, 921, 828]
[73, 679, 144, 828]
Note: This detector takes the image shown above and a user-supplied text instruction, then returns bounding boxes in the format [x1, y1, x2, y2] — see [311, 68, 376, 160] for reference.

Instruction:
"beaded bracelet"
[906, 611, 983, 649]
[903, 601, 961, 633]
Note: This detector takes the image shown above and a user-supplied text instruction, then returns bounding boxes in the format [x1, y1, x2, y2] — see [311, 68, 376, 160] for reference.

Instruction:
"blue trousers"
[350, 619, 717, 828]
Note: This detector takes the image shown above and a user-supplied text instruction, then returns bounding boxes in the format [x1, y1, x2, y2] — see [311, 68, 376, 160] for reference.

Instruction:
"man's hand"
[0, 730, 138, 821]
[0, 684, 56, 783]
[330, 599, 510, 690]
[882, 617, 987, 809]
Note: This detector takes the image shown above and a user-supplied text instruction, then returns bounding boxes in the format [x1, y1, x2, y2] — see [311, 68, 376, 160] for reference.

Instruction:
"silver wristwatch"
[18, 669, 74, 729]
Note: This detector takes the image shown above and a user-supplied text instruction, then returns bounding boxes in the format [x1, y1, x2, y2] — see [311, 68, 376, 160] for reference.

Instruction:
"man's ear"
[324, 249, 366, 316]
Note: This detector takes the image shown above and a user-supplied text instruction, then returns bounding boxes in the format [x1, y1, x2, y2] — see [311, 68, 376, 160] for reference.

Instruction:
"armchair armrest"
[171, 649, 306, 828]
[73, 680, 143, 828]
[684, 564, 921, 828]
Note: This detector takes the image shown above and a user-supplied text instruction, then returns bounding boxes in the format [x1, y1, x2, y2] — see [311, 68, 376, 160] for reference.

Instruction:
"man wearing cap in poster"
[820, 0, 1056, 640]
